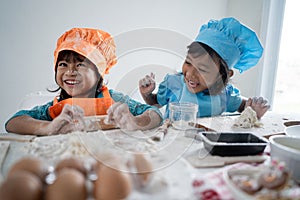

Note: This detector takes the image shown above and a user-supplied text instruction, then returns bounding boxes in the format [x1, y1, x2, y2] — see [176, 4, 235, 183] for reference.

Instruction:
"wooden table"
[195, 111, 299, 137]
[0, 129, 203, 199]
[1, 111, 299, 199]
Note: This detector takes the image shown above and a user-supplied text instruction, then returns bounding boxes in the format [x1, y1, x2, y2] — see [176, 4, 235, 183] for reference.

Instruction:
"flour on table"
[233, 107, 263, 128]
[23, 133, 90, 159]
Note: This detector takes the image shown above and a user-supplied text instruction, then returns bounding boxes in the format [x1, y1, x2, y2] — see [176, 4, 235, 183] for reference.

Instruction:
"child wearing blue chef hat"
[139, 17, 270, 119]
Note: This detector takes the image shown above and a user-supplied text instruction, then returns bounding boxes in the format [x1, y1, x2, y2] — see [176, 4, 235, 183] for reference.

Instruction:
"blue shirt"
[7, 89, 162, 122]
[156, 73, 242, 118]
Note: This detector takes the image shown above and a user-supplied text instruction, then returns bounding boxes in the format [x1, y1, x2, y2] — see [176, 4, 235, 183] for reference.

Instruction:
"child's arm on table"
[105, 102, 162, 131]
[5, 104, 85, 135]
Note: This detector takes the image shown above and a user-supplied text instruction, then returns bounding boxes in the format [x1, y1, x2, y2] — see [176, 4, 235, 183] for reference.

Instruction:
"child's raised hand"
[48, 104, 85, 134]
[245, 97, 271, 119]
[139, 73, 156, 96]
[105, 102, 140, 131]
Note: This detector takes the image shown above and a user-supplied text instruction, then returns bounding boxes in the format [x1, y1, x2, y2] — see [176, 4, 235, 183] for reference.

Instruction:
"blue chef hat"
[195, 17, 263, 73]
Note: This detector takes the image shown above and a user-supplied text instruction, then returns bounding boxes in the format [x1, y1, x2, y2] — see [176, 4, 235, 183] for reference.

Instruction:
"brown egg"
[94, 159, 132, 200]
[90, 158, 101, 172]
[8, 157, 49, 180]
[0, 170, 43, 200]
[133, 153, 153, 186]
[55, 157, 87, 175]
[45, 168, 87, 200]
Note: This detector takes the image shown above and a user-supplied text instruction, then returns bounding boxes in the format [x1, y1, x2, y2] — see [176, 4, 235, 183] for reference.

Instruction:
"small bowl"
[284, 125, 300, 138]
[269, 135, 300, 183]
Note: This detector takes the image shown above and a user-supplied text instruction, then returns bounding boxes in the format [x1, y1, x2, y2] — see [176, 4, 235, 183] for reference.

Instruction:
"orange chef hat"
[54, 28, 117, 76]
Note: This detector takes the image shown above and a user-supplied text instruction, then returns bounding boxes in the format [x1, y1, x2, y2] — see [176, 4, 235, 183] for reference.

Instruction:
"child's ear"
[228, 69, 234, 78]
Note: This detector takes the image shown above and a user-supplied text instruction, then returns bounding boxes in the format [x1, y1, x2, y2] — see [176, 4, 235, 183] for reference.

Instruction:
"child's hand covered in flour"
[245, 97, 270, 119]
[47, 104, 85, 135]
[105, 102, 138, 131]
[105, 102, 162, 131]
[139, 73, 156, 96]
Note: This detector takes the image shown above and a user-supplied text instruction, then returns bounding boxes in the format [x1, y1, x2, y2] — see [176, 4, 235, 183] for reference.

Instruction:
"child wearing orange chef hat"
[5, 28, 163, 135]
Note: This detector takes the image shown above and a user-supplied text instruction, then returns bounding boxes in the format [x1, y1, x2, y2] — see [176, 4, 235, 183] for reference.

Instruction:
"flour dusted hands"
[47, 104, 85, 135]
[139, 73, 156, 96]
[105, 102, 161, 131]
[245, 97, 270, 119]
[139, 73, 160, 106]
[105, 102, 139, 131]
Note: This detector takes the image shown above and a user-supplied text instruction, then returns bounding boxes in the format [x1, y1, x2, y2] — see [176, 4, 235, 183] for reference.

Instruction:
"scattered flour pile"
[233, 107, 263, 128]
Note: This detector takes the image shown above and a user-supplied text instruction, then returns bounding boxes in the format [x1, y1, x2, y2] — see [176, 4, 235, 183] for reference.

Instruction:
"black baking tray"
[200, 132, 268, 156]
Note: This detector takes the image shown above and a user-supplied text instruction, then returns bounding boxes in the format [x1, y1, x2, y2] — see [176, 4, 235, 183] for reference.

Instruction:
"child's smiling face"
[182, 53, 221, 94]
[56, 51, 100, 98]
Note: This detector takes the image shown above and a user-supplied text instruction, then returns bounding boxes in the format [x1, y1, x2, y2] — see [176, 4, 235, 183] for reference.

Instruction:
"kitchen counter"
[1, 111, 299, 199]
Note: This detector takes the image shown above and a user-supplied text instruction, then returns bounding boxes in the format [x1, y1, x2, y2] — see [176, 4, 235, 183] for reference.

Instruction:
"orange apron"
[48, 86, 114, 119]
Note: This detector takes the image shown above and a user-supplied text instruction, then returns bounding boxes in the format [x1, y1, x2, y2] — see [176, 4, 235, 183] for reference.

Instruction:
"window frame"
[258, 0, 286, 109]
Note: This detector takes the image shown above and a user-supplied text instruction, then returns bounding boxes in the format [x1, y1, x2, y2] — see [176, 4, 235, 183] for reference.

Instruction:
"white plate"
[223, 166, 261, 200]
[224, 164, 300, 199]
[285, 125, 300, 138]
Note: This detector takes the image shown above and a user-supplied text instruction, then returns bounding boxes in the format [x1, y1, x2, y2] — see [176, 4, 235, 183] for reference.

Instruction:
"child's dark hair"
[48, 50, 103, 100]
[187, 42, 230, 95]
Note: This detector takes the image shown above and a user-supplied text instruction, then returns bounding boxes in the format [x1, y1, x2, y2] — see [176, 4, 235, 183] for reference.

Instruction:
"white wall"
[0, 0, 266, 132]
[227, 0, 264, 96]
